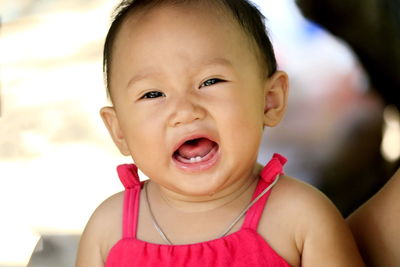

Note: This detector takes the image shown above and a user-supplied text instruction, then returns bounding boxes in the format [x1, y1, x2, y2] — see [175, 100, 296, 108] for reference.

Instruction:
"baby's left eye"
[200, 78, 224, 88]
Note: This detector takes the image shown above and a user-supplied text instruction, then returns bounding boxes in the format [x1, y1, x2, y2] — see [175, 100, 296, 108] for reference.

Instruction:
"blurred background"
[0, 0, 399, 266]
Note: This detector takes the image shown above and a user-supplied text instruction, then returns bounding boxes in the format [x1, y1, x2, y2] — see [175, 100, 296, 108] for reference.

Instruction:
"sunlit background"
[1, 0, 399, 266]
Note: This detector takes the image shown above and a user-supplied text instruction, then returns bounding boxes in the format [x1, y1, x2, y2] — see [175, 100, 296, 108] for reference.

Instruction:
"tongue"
[177, 138, 214, 159]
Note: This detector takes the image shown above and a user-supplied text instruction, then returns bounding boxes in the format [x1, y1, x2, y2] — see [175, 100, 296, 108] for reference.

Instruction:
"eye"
[140, 91, 165, 99]
[200, 78, 224, 88]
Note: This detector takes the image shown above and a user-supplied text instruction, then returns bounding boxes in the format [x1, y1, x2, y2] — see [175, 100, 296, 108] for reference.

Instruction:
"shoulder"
[263, 175, 343, 236]
[76, 191, 124, 267]
[271, 175, 342, 224]
[259, 175, 364, 266]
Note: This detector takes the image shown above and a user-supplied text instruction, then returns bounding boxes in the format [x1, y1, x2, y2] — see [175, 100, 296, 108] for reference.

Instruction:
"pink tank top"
[106, 154, 291, 267]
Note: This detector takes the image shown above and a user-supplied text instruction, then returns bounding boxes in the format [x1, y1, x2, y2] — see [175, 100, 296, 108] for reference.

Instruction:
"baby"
[76, 0, 365, 266]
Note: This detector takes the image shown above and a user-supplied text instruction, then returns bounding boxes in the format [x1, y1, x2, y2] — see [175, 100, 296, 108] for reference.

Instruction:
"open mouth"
[173, 137, 219, 169]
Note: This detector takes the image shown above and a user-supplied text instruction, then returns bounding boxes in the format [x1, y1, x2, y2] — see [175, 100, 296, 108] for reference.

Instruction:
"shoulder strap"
[242, 154, 286, 230]
[117, 164, 142, 239]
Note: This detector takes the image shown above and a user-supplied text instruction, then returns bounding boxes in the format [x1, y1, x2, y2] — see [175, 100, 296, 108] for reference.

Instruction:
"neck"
[149, 163, 263, 213]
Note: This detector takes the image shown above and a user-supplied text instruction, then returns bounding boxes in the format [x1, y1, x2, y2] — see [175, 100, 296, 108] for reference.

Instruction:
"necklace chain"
[145, 182, 173, 244]
[144, 175, 280, 245]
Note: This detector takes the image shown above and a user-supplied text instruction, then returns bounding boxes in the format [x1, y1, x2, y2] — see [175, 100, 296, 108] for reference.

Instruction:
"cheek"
[216, 88, 264, 144]
[214, 96, 263, 149]
[124, 118, 167, 173]
[118, 107, 165, 150]
[215, 87, 264, 125]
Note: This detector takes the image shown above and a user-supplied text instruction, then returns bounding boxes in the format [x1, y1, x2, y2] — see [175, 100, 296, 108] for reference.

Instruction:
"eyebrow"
[126, 57, 233, 89]
[201, 57, 233, 68]
[126, 69, 161, 89]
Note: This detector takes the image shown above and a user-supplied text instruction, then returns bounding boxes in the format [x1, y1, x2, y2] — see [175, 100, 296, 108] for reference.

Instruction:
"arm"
[75, 215, 104, 267]
[75, 192, 123, 267]
[347, 168, 400, 266]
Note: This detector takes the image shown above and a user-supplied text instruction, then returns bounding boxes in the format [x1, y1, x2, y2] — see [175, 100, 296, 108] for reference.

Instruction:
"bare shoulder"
[76, 191, 124, 267]
[268, 175, 334, 210]
[259, 175, 364, 267]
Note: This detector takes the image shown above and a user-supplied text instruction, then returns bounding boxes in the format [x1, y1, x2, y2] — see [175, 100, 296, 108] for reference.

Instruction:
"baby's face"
[102, 4, 283, 197]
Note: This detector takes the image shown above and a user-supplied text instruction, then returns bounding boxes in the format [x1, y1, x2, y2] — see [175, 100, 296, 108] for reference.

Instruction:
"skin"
[347, 168, 400, 266]
[76, 3, 365, 267]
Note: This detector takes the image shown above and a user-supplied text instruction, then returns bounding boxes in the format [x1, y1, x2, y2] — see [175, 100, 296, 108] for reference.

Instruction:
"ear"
[263, 71, 289, 127]
[100, 106, 131, 156]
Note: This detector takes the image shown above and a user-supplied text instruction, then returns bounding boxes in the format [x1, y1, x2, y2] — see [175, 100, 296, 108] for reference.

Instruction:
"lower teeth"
[189, 156, 203, 163]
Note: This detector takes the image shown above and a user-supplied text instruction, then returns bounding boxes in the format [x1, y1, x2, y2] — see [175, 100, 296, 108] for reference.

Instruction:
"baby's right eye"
[140, 91, 165, 99]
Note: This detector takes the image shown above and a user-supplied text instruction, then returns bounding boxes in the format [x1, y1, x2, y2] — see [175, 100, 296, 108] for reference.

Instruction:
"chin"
[177, 173, 231, 198]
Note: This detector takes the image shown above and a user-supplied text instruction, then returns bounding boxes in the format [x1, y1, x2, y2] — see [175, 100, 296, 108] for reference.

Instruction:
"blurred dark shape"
[296, 0, 400, 110]
[296, 0, 400, 216]
[315, 102, 388, 215]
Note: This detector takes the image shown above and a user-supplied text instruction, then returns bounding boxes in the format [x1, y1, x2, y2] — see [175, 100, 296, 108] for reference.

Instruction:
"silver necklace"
[145, 181, 173, 245]
[144, 175, 280, 245]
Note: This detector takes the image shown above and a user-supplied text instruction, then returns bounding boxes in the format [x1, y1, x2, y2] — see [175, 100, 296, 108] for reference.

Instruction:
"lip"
[172, 133, 216, 152]
[172, 134, 220, 172]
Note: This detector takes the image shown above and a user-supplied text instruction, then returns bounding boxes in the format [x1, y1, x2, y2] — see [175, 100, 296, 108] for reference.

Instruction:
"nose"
[167, 93, 206, 127]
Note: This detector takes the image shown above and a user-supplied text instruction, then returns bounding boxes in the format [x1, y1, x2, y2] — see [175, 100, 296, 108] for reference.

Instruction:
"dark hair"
[103, 0, 277, 98]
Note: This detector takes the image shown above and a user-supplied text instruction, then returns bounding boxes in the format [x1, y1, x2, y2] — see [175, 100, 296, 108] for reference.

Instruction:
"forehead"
[116, 3, 248, 50]
[109, 3, 260, 88]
